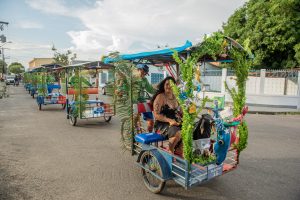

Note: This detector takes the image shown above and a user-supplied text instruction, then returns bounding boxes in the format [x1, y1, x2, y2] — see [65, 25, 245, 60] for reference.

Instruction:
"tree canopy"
[51, 45, 76, 66]
[223, 0, 300, 69]
[8, 62, 25, 74]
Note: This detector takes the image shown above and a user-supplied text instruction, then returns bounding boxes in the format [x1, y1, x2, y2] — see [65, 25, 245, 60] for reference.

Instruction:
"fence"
[201, 68, 300, 109]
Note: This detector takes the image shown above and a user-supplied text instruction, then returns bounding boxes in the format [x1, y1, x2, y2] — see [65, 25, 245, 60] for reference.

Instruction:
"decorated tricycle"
[64, 61, 115, 126]
[105, 33, 251, 193]
[35, 64, 66, 110]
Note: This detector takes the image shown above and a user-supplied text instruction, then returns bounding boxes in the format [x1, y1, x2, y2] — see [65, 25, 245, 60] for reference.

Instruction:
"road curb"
[248, 111, 300, 115]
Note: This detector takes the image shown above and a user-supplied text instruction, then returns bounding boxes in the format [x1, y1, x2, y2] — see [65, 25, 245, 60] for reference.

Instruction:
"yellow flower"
[189, 104, 196, 114]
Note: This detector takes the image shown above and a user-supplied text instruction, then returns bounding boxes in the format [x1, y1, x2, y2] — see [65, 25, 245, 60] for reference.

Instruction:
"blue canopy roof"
[103, 40, 192, 64]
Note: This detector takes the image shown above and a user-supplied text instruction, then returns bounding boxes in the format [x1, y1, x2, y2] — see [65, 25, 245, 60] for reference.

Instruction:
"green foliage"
[225, 46, 250, 154]
[70, 70, 88, 117]
[294, 43, 300, 64]
[37, 72, 47, 96]
[193, 154, 216, 166]
[237, 122, 248, 154]
[8, 62, 25, 74]
[172, 49, 211, 162]
[194, 32, 226, 60]
[223, 0, 300, 69]
[172, 32, 250, 163]
[51, 45, 76, 66]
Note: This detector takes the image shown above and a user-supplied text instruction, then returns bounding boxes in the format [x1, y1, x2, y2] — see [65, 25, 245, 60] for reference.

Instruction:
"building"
[28, 58, 54, 70]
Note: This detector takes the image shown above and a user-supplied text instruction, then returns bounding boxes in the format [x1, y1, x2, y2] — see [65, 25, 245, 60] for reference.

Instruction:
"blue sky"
[1, 0, 246, 68]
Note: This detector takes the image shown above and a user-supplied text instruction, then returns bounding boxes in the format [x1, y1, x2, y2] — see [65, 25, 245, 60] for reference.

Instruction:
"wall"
[200, 69, 300, 109]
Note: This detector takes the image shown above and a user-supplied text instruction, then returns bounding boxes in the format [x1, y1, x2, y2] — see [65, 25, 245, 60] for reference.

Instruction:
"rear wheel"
[140, 151, 165, 194]
[104, 115, 112, 122]
[101, 87, 106, 95]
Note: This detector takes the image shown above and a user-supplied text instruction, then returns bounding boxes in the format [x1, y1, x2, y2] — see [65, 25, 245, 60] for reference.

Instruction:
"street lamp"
[1, 41, 12, 74]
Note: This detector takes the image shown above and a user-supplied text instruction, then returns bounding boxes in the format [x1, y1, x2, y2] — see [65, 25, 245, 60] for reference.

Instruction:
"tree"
[8, 62, 25, 74]
[0, 59, 7, 74]
[51, 45, 76, 66]
[223, 0, 300, 69]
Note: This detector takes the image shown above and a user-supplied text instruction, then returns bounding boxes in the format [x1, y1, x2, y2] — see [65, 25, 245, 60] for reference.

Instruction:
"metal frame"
[64, 61, 116, 123]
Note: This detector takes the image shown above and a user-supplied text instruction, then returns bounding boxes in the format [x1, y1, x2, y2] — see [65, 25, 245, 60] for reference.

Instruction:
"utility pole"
[0, 21, 9, 76]
[2, 47, 5, 74]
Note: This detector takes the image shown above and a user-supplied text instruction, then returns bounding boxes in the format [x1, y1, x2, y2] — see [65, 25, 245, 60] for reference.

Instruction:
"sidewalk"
[248, 105, 300, 115]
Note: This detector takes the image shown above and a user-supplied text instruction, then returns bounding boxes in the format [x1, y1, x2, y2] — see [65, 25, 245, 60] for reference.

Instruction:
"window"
[151, 73, 164, 84]
[101, 72, 107, 84]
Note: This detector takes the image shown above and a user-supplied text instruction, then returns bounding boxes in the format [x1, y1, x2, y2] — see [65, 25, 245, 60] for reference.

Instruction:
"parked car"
[5, 75, 15, 85]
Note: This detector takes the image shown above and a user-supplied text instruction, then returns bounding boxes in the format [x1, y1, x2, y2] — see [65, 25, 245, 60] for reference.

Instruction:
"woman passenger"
[151, 77, 182, 154]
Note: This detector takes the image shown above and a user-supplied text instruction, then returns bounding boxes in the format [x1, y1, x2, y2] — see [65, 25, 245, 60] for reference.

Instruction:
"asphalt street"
[0, 85, 299, 200]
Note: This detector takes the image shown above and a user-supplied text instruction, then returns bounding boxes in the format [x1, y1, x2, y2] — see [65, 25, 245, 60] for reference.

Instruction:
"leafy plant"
[225, 45, 251, 159]
[172, 32, 249, 164]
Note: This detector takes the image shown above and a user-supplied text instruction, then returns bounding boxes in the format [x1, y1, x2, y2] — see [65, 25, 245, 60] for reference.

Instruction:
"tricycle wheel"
[104, 115, 112, 122]
[140, 151, 165, 194]
[62, 104, 66, 110]
[69, 115, 77, 126]
[39, 104, 42, 110]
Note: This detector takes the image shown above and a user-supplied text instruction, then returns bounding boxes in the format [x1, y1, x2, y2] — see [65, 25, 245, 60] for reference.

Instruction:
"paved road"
[0, 85, 299, 200]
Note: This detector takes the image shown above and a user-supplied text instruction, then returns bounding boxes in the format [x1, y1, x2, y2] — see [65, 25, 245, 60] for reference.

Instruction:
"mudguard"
[137, 149, 172, 180]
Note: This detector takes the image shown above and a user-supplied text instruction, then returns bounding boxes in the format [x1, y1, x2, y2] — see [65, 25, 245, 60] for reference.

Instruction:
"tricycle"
[64, 61, 116, 126]
[35, 64, 67, 110]
[105, 33, 251, 193]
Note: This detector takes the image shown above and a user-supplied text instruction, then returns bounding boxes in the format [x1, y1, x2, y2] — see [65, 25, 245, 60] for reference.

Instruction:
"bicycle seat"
[135, 133, 166, 144]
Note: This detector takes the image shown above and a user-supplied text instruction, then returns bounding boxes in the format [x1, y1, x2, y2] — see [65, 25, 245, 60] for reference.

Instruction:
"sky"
[0, 0, 246, 68]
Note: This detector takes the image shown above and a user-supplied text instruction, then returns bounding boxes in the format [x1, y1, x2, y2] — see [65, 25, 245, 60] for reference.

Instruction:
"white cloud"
[25, 0, 73, 16]
[17, 21, 43, 29]
[4, 41, 53, 68]
[71, 0, 246, 59]
[25, 0, 246, 62]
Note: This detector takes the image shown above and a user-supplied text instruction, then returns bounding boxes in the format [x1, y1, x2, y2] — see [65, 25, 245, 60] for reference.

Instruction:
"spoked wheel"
[38, 104, 42, 111]
[101, 87, 106, 95]
[69, 114, 77, 126]
[104, 115, 112, 122]
[61, 103, 66, 110]
[140, 151, 165, 194]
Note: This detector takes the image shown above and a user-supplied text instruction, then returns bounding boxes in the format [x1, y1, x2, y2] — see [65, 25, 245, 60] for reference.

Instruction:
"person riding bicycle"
[136, 64, 156, 132]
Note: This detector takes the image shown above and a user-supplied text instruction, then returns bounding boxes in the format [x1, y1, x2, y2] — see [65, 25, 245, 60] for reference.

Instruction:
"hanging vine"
[172, 32, 250, 164]
[225, 45, 251, 157]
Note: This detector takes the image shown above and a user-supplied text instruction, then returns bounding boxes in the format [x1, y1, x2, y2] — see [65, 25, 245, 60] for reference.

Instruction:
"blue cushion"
[135, 133, 166, 144]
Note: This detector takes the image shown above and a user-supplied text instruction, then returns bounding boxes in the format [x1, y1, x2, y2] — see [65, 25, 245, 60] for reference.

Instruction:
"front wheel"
[140, 151, 166, 194]
[69, 114, 77, 126]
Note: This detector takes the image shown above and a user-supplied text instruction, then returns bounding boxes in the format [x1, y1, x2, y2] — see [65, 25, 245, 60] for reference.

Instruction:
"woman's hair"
[151, 76, 176, 104]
